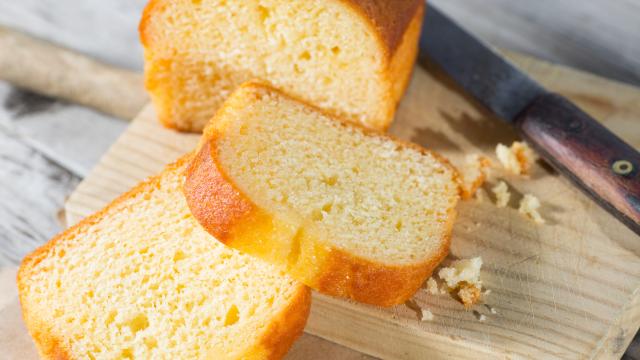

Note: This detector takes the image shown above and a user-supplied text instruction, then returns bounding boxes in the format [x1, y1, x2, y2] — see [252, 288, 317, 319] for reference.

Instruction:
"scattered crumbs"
[475, 188, 486, 203]
[421, 309, 434, 322]
[426, 277, 440, 295]
[483, 289, 492, 297]
[479, 314, 487, 322]
[458, 283, 482, 309]
[496, 141, 535, 175]
[438, 257, 483, 289]
[460, 154, 492, 199]
[491, 181, 511, 208]
[519, 194, 545, 224]
[438, 257, 484, 308]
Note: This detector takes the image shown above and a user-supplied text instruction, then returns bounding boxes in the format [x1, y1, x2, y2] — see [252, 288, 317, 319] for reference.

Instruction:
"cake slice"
[184, 83, 461, 306]
[140, 0, 424, 132]
[18, 155, 310, 360]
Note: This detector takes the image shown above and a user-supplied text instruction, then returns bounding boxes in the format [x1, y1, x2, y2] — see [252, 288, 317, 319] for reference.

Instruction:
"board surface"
[65, 52, 640, 359]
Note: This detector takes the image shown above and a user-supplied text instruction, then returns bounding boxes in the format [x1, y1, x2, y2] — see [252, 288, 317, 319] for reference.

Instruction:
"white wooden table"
[1, 1, 639, 358]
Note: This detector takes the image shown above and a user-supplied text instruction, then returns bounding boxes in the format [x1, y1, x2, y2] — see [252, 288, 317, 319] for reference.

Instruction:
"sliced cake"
[184, 82, 461, 306]
[18, 155, 310, 359]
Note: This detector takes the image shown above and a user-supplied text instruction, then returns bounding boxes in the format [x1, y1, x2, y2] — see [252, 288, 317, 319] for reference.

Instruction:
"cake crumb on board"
[438, 257, 484, 308]
[519, 194, 545, 224]
[492, 181, 511, 208]
[457, 282, 482, 309]
[425, 277, 440, 295]
[421, 309, 434, 322]
[496, 141, 535, 175]
[460, 154, 492, 199]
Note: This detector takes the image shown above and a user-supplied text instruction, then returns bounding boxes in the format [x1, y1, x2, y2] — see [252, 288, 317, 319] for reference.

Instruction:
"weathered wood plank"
[0, 83, 127, 177]
[0, 125, 78, 265]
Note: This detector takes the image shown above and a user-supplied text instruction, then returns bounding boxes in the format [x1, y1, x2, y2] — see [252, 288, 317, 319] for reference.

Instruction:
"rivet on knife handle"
[515, 93, 640, 234]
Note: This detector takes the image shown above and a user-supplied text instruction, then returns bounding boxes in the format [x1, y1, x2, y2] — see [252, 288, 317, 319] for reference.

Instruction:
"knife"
[420, 5, 640, 235]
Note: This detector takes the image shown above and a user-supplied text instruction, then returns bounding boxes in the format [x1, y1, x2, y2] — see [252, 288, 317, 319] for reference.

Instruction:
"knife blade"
[420, 5, 640, 235]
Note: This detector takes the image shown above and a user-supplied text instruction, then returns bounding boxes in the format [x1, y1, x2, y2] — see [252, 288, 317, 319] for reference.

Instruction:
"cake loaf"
[140, 0, 424, 132]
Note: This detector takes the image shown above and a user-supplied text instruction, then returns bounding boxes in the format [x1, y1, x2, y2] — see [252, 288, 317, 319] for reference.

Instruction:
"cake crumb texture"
[460, 154, 491, 199]
[492, 181, 511, 208]
[438, 257, 484, 308]
[519, 194, 545, 224]
[496, 141, 535, 175]
[18, 156, 310, 360]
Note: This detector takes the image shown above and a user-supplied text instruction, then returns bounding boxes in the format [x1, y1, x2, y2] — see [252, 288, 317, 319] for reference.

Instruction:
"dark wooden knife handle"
[515, 93, 640, 235]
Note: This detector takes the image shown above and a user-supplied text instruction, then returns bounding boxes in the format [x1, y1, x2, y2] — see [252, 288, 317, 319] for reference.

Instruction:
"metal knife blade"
[419, 5, 640, 235]
[419, 6, 544, 122]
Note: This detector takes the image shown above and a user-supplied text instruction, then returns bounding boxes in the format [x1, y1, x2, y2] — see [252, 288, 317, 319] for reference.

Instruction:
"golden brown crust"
[18, 299, 72, 360]
[317, 215, 453, 306]
[339, 0, 424, 55]
[313, 216, 453, 307]
[184, 82, 460, 306]
[138, 0, 165, 49]
[140, 0, 183, 130]
[383, 3, 424, 130]
[184, 142, 255, 242]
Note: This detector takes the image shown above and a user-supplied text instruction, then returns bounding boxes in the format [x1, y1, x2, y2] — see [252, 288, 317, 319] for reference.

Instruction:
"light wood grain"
[64, 52, 640, 359]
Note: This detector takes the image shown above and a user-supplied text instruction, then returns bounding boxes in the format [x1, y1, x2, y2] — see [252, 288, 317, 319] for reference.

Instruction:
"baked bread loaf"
[18, 155, 310, 360]
[184, 82, 460, 307]
[140, 0, 424, 132]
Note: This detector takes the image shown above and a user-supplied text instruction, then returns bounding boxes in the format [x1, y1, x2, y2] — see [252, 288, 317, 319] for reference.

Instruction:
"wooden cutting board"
[63, 51, 640, 359]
